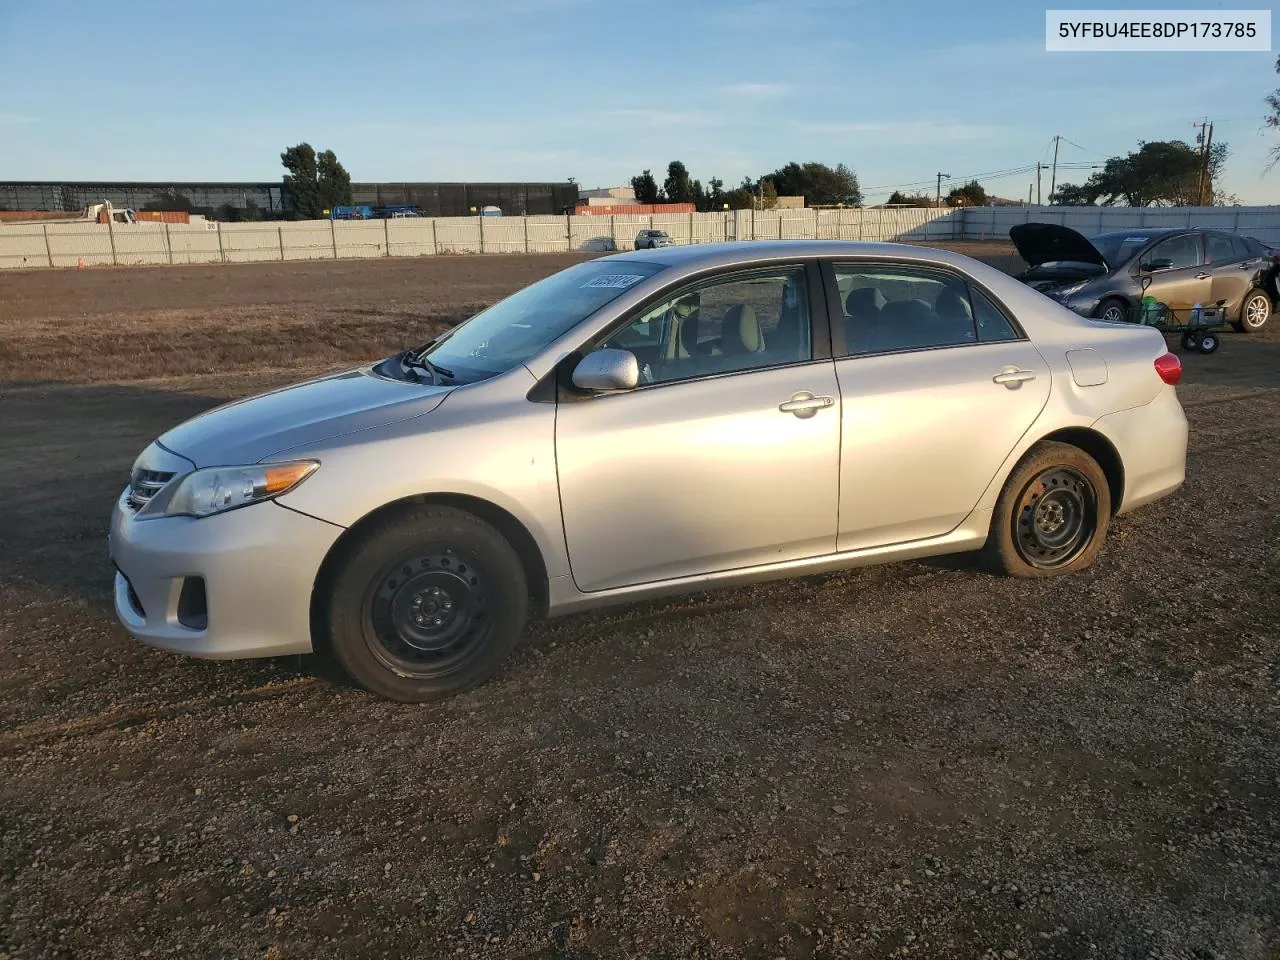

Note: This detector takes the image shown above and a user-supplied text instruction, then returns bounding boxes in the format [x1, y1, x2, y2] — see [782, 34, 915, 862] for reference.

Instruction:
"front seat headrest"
[720, 304, 762, 355]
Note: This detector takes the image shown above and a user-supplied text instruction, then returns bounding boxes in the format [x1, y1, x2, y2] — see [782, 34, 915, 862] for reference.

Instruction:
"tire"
[1200, 332, 1220, 354]
[981, 441, 1112, 578]
[321, 505, 528, 702]
[1237, 289, 1272, 333]
[1095, 298, 1128, 324]
[1180, 331, 1200, 351]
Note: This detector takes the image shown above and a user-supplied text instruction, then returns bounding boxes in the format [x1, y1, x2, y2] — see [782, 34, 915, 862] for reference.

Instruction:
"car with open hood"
[111, 241, 1189, 702]
[1010, 222, 1275, 333]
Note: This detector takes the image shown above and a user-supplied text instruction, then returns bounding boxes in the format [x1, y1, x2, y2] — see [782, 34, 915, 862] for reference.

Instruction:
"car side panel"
[274, 368, 572, 582]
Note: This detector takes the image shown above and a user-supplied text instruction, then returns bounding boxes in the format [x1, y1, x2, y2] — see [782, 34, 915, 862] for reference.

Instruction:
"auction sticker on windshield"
[582, 274, 648, 289]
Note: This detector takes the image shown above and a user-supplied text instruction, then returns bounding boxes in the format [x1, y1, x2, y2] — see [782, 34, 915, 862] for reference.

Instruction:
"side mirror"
[1141, 257, 1174, 272]
[571, 348, 640, 392]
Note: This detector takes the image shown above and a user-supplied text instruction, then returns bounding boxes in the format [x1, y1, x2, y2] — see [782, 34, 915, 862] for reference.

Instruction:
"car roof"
[600, 239, 983, 269]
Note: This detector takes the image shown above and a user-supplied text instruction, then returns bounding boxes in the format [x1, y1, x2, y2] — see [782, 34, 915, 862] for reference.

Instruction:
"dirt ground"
[1, 245, 1278, 960]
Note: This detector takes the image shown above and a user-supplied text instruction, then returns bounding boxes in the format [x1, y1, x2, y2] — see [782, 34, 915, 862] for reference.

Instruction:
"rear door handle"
[993, 367, 1037, 389]
[778, 392, 834, 418]
[1194, 272, 1211, 279]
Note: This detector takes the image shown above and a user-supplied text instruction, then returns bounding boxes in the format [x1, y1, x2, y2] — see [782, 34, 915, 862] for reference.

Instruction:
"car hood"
[1010, 222, 1108, 270]
[157, 366, 452, 467]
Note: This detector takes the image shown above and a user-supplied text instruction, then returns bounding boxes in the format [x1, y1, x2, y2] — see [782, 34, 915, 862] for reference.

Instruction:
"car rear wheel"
[1231, 289, 1271, 333]
[1095, 298, 1128, 324]
[321, 505, 528, 702]
[982, 441, 1111, 578]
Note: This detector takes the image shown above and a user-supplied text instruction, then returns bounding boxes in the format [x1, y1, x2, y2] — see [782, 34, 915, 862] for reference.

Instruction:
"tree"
[946, 179, 987, 207]
[663, 160, 695, 204]
[886, 190, 934, 207]
[281, 143, 322, 219]
[763, 161, 862, 206]
[760, 179, 779, 209]
[1050, 183, 1095, 206]
[701, 176, 726, 212]
[1057, 140, 1229, 207]
[630, 169, 660, 204]
[317, 149, 353, 211]
[1267, 55, 1280, 169]
[724, 179, 757, 210]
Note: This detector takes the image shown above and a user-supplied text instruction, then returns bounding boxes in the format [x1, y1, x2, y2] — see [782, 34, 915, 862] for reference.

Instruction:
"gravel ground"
[0, 249, 1278, 959]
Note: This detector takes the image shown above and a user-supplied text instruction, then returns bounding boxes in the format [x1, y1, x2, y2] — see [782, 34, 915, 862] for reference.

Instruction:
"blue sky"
[1, 0, 1277, 203]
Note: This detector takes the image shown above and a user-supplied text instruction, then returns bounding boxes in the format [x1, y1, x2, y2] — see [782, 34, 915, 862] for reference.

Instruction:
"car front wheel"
[321, 505, 528, 701]
[982, 441, 1111, 578]
[1095, 298, 1128, 324]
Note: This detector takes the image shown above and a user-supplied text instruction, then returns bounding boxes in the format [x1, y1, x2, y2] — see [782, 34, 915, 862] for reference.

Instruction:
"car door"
[826, 261, 1051, 551]
[1138, 232, 1211, 319]
[555, 263, 841, 592]
[1207, 232, 1258, 314]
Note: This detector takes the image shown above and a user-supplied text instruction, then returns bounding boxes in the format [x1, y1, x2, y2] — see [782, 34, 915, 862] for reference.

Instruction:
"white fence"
[1, 205, 1278, 270]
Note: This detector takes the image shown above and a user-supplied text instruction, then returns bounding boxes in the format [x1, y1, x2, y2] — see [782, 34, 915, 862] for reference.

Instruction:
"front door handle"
[1194, 272, 1211, 280]
[993, 367, 1037, 389]
[778, 392, 835, 418]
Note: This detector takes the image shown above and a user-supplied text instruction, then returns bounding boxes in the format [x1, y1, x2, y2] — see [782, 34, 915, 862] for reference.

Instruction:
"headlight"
[1054, 281, 1088, 299]
[154, 461, 319, 518]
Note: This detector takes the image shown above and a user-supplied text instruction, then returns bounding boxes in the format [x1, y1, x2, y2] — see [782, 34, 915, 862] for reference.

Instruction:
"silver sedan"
[110, 241, 1189, 700]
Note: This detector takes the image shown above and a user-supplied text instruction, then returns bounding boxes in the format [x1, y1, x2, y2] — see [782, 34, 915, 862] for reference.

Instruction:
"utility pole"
[1048, 134, 1061, 204]
[1194, 118, 1210, 205]
[936, 171, 950, 208]
[1196, 120, 1215, 205]
[1036, 162, 1042, 206]
[1027, 182, 1033, 206]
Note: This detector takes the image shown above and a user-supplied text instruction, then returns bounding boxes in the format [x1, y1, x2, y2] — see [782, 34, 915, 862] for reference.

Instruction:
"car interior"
[840, 269, 980, 354]
[605, 272, 811, 383]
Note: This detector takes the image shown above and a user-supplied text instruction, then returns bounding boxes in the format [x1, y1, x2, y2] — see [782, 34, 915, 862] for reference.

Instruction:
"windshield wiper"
[398, 349, 455, 386]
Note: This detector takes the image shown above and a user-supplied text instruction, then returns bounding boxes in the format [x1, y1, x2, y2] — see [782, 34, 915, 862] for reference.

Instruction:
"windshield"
[1088, 232, 1152, 268]
[416, 260, 665, 383]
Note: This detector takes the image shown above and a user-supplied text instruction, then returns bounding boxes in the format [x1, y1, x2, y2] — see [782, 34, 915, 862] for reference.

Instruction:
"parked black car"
[1010, 223, 1275, 333]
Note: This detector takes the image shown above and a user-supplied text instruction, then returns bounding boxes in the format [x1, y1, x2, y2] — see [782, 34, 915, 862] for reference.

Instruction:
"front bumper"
[109, 493, 344, 659]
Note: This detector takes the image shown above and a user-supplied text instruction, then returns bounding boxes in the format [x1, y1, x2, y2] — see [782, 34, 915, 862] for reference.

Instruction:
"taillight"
[1154, 352, 1182, 386]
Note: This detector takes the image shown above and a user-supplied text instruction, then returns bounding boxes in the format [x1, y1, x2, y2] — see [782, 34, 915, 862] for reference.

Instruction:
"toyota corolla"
[110, 241, 1188, 701]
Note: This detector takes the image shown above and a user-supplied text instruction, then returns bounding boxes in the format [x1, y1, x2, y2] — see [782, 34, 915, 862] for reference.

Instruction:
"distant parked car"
[635, 229, 674, 249]
[1010, 223, 1275, 333]
[111, 240, 1188, 702]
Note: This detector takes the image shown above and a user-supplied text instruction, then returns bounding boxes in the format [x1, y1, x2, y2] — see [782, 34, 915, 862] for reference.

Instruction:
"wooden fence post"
[106, 214, 117, 266]
[42, 224, 52, 267]
[330, 218, 338, 259]
[523, 216, 530, 253]
[217, 222, 225, 263]
[384, 217, 391, 257]
[165, 222, 174, 264]
[277, 224, 285, 261]
[565, 213, 571, 250]
[479, 214, 485, 254]
[431, 219, 439, 255]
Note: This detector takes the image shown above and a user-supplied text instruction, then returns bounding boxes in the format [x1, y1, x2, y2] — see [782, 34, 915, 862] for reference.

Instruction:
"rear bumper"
[1092, 388, 1188, 515]
[109, 493, 344, 659]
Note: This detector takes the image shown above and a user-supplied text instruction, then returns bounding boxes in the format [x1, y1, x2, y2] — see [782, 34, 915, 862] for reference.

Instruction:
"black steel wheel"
[982, 441, 1111, 578]
[1180, 331, 1200, 352]
[1011, 467, 1097, 570]
[322, 505, 528, 701]
[363, 548, 492, 680]
[1199, 332, 1220, 354]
